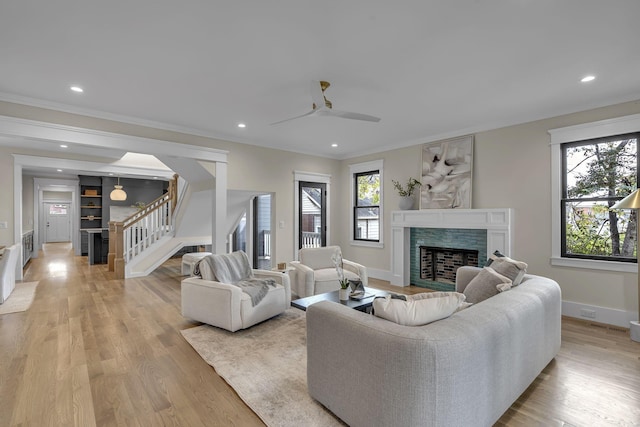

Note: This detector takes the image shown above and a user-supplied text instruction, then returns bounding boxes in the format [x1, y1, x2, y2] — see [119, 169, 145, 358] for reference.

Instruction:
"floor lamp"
[611, 189, 640, 342]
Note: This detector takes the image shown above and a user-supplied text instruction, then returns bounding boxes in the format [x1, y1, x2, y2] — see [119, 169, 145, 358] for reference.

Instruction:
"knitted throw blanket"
[194, 251, 275, 307]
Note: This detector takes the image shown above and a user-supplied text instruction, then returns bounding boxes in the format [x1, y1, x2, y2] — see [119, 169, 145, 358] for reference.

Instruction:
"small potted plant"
[392, 177, 421, 210]
[331, 248, 352, 300]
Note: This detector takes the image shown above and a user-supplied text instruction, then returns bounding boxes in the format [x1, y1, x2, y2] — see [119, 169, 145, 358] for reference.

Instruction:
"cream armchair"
[181, 251, 291, 332]
[289, 246, 368, 298]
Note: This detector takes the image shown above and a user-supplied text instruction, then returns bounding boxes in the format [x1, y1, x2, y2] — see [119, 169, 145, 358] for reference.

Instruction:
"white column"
[212, 161, 228, 254]
[13, 163, 23, 280]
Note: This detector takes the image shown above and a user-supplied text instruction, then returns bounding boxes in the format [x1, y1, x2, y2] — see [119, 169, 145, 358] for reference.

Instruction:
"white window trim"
[349, 159, 384, 248]
[549, 113, 640, 273]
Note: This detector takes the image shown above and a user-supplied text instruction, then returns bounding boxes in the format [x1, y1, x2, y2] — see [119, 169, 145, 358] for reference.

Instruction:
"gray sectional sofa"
[306, 266, 562, 427]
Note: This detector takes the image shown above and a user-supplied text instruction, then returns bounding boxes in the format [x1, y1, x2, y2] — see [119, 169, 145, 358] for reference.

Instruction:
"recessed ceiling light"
[581, 75, 596, 83]
[70, 86, 84, 93]
[108, 173, 114, 176]
[60, 144, 68, 148]
[57, 169, 63, 172]
[153, 176, 158, 179]
[237, 123, 246, 128]
[331, 143, 338, 147]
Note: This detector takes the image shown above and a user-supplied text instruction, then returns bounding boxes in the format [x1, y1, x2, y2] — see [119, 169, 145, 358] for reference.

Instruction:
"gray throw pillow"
[487, 254, 528, 286]
[463, 267, 512, 304]
[485, 250, 505, 266]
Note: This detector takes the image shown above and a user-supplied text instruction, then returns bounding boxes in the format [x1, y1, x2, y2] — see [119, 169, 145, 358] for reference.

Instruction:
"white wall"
[338, 99, 640, 324]
[0, 101, 339, 264]
[4, 98, 640, 324]
[22, 175, 34, 231]
[0, 147, 13, 245]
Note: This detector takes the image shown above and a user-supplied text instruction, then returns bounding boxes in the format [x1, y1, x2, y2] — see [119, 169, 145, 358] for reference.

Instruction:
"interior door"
[298, 182, 326, 249]
[253, 195, 272, 270]
[44, 203, 71, 242]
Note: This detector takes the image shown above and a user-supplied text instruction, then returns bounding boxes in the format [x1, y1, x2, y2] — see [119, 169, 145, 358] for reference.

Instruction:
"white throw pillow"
[373, 292, 468, 326]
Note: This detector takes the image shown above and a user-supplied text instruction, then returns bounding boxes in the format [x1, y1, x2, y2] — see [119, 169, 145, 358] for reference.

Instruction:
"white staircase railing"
[122, 193, 173, 263]
[109, 175, 178, 278]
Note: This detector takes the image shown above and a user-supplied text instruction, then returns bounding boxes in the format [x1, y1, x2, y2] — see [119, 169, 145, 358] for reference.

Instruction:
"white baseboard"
[367, 268, 402, 285]
[368, 269, 635, 328]
[562, 300, 636, 329]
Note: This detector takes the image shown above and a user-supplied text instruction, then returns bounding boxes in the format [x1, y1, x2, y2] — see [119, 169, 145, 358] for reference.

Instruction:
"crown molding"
[0, 114, 228, 163]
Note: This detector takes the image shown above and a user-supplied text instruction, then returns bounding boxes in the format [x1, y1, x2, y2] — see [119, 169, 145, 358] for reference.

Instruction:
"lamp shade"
[611, 188, 640, 209]
[110, 185, 127, 201]
[110, 177, 127, 201]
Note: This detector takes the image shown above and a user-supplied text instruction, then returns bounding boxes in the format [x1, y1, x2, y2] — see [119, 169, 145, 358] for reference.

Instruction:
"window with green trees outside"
[562, 132, 639, 261]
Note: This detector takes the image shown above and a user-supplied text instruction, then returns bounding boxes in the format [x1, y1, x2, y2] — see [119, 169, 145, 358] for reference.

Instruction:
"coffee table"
[291, 288, 390, 312]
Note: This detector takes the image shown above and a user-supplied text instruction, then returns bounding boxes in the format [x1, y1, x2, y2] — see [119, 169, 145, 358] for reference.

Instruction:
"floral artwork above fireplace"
[420, 135, 473, 209]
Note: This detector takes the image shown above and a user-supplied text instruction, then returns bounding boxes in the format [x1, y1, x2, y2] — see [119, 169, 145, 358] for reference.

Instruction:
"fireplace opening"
[420, 246, 479, 285]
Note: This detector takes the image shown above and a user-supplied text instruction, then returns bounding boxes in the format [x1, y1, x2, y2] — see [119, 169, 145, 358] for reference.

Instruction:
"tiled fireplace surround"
[390, 209, 513, 290]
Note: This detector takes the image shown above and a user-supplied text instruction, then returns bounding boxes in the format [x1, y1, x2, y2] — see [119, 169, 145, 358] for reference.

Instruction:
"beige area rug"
[0, 281, 39, 315]
[180, 309, 344, 427]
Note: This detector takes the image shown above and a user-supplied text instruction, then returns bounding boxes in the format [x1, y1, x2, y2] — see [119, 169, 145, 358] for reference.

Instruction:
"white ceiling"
[1, 1, 640, 160]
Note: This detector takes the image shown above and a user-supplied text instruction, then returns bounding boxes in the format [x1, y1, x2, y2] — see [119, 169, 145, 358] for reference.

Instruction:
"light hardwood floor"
[1, 243, 639, 426]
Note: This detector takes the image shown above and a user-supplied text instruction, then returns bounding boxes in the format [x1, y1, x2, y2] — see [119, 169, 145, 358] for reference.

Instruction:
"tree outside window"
[562, 133, 639, 261]
[354, 170, 380, 241]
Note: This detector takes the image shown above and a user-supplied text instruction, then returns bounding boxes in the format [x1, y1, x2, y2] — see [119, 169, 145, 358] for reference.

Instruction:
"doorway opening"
[299, 181, 326, 249]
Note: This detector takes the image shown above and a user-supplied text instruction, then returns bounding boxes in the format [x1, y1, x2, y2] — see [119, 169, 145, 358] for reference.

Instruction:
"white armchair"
[289, 246, 368, 298]
[181, 251, 291, 332]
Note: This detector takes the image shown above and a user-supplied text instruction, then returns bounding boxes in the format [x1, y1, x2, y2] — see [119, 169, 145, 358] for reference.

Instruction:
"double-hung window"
[561, 133, 638, 262]
[550, 113, 640, 272]
[350, 160, 383, 247]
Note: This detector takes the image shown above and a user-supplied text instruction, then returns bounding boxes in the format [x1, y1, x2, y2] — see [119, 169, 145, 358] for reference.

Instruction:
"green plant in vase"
[392, 177, 421, 197]
[392, 177, 422, 210]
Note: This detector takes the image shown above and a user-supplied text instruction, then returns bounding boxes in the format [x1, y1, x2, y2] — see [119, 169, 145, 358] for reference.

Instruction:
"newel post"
[170, 173, 178, 212]
[108, 221, 125, 279]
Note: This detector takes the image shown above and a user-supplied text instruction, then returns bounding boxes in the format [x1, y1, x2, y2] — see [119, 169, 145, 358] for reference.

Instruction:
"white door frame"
[33, 177, 80, 255]
[43, 201, 72, 243]
[293, 171, 331, 261]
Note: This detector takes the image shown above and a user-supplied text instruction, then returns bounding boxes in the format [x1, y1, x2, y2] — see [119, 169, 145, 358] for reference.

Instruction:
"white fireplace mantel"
[390, 208, 513, 286]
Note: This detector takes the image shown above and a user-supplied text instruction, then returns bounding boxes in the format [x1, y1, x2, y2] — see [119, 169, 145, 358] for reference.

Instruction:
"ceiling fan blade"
[269, 109, 316, 125]
[327, 109, 381, 122]
[271, 80, 381, 125]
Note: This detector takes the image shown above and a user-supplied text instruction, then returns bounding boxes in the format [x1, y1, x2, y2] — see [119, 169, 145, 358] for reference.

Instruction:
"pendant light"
[110, 176, 127, 201]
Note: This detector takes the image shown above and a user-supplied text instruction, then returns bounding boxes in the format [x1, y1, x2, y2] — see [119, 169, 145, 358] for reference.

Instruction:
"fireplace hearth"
[420, 246, 479, 284]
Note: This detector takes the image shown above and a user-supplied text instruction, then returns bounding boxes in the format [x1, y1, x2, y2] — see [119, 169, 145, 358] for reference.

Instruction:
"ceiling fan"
[271, 80, 381, 125]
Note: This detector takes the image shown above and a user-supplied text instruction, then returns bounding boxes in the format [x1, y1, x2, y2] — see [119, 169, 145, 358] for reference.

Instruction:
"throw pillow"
[487, 252, 528, 286]
[462, 267, 512, 304]
[485, 250, 505, 266]
[372, 292, 468, 326]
